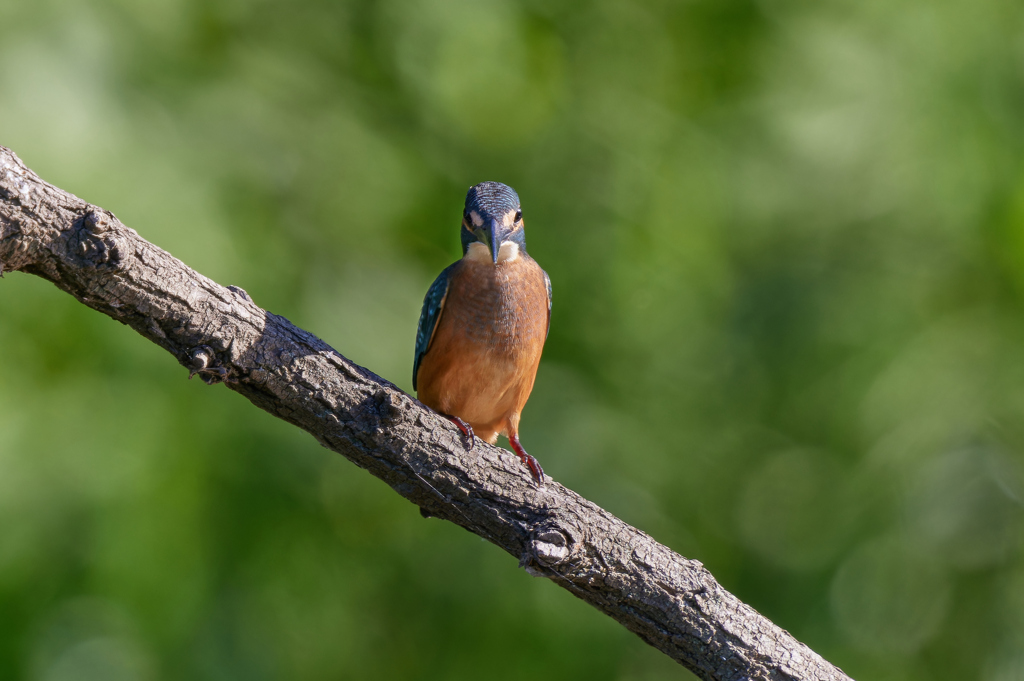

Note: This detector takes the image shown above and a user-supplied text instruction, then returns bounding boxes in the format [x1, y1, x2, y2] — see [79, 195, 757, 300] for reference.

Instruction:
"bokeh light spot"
[830, 535, 950, 654]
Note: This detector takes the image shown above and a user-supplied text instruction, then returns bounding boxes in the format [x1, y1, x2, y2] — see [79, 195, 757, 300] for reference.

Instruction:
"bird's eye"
[514, 210, 522, 223]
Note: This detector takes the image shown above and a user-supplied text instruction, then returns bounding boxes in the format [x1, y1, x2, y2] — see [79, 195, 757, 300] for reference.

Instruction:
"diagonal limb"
[0, 144, 853, 681]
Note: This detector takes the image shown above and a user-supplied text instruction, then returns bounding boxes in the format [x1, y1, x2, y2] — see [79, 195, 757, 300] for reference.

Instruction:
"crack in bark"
[0, 145, 852, 681]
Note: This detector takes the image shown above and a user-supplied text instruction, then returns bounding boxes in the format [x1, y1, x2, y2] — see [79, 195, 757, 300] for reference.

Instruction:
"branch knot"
[75, 210, 123, 268]
[374, 388, 403, 425]
[522, 528, 572, 573]
[188, 345, 235, 384]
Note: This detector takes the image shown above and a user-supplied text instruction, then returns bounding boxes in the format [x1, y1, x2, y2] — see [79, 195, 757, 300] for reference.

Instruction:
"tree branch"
[0, 146, 851, 681]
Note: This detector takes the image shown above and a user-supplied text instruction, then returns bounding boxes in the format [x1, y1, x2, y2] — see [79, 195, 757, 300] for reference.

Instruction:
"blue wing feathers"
[413, 265, 453, 390]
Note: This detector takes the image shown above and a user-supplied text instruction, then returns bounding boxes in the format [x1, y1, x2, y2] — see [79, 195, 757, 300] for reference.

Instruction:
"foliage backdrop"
[3, 0, 1024, 679]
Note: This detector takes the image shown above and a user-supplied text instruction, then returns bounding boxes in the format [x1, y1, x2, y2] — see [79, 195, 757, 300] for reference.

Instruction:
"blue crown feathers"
[465, 182, 520, 218]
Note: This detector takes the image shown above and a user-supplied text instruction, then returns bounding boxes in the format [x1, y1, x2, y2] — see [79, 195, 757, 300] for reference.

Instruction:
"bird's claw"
[440, 415, 544, 486]
[523, 454, 545, 487]
[510, 434, 545, 487]
[444, 414, 475, 450]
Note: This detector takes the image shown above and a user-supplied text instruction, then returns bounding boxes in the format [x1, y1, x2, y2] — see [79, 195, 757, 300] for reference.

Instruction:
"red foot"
[509, 433, 545, 486]
[443, 414, 475, 450]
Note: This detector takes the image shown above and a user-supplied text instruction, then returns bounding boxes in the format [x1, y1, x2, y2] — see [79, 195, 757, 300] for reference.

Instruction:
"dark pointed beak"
[488, 218, 501, 264]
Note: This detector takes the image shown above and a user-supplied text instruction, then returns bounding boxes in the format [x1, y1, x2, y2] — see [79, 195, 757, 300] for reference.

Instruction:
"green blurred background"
[2, 0, 1024, 679]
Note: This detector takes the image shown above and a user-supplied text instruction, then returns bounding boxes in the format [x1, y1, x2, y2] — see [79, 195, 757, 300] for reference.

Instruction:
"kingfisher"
[413, 182, 551, 485]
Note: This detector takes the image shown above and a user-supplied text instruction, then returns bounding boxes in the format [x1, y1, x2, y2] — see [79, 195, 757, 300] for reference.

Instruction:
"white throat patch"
[465, 240, 520, 264]
[496, 241, 519, 263]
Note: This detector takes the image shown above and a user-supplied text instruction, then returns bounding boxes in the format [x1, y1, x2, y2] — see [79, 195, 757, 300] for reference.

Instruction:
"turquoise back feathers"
[413, 264, 452, 390]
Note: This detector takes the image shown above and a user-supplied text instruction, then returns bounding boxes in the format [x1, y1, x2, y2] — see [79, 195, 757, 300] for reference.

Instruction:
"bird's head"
[461, 181, 526, 265]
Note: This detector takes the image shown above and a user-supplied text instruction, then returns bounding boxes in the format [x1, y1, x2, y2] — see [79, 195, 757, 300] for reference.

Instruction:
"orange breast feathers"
[415, 254, 550, 444]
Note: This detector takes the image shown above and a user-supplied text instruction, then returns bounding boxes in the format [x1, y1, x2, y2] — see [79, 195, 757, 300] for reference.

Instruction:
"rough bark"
[0, 145, 852, 681]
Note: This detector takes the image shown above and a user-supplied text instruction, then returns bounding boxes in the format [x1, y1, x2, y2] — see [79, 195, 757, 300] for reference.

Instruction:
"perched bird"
[413, 182, 551, 485]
